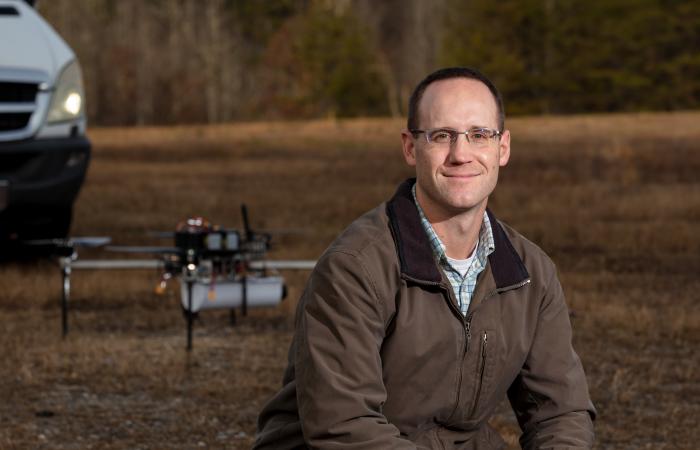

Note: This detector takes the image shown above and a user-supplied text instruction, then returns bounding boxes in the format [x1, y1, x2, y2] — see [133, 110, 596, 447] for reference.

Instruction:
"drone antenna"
[241, 203, 252, 240]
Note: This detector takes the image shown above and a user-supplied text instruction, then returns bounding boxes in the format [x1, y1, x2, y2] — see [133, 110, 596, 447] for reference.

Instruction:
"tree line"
[39, 0, 699, 126]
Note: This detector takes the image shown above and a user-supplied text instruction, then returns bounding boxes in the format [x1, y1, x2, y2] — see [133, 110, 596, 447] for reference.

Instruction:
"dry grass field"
[1, 112, 699, 449]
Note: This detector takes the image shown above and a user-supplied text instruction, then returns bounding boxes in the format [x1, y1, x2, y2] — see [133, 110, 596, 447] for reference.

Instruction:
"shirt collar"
[411, 183, 495, 265]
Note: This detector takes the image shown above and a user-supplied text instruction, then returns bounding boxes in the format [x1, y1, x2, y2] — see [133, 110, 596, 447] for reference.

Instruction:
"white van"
[0, 0, 90, 241]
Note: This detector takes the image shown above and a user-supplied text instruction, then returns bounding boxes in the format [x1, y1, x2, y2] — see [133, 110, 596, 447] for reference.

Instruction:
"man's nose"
[448, 133, 474, 164]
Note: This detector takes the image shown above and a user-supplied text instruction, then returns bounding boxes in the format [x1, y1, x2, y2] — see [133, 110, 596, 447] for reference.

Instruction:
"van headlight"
[47, 60, 85, 123]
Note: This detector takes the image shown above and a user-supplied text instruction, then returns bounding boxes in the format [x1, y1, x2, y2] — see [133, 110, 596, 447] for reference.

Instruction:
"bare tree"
[353, 0, 444, 116]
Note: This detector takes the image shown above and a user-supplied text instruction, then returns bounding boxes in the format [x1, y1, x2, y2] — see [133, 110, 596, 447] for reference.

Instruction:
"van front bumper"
[0, 136, 91, 212]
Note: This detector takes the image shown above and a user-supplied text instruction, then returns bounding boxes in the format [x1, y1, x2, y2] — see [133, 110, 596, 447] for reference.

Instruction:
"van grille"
[0, 82, 37, 133]
[0, 6, 19, 16]
[0, 82, 38, 103]
[0, 113, 32, 131]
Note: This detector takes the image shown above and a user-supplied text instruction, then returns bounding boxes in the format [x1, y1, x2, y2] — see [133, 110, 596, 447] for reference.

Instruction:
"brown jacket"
[255, 179, 595, 449]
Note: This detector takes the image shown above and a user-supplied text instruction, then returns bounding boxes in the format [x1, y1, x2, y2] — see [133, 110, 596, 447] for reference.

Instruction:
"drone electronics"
[33, 205, 315, 351]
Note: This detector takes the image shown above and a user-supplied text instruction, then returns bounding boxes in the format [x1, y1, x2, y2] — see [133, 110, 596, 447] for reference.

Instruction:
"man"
[255, 67, 596, 449]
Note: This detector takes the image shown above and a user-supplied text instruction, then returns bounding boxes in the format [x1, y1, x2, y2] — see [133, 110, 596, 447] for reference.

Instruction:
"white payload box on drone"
[180, 276, 285, 313]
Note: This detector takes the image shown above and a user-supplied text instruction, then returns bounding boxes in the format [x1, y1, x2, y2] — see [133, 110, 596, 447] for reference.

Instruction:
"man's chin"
[417, 184, 487, 216]
[441, 196, 488, 215]
[439, 188, 486, 209]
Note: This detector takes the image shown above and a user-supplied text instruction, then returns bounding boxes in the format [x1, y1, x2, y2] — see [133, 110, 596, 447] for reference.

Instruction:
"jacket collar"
[386, 178, 529, 289]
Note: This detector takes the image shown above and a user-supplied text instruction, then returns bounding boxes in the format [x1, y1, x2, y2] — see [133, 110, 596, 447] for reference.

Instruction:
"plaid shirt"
[412, 184, 495, 315]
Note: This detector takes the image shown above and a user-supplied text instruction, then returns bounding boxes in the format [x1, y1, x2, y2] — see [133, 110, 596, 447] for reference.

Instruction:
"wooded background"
[39, 0, 700, 126]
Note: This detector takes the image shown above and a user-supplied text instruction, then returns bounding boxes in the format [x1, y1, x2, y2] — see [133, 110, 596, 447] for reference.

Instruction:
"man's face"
[401, 78, 511, 217]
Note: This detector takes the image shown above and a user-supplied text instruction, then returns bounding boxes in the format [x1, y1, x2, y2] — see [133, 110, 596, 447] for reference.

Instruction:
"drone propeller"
[70, 237, 113, 247]
[10, 236, 112, 258]
[106, 245, 181, 255]
[22, 236, 112, 248]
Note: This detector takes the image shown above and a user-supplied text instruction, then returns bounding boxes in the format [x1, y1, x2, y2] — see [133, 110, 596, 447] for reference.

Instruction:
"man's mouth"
[443, 172, 480, 178]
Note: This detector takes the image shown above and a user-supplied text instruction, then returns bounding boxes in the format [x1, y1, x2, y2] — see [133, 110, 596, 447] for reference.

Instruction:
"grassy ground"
[1, 112, 698, 449]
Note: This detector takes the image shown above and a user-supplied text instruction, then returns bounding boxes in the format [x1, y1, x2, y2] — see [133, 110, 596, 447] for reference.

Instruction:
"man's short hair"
[407, 67, 505, 132]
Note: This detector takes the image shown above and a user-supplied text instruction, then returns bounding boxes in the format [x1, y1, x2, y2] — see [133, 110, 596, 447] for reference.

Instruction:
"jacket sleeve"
[295, 249, 417, 449]
[507, 268, 596, 449]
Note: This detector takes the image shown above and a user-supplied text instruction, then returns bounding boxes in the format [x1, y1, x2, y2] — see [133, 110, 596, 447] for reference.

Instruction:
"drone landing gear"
[241, 275, 248, 317]
[183, 276, 249, 351]
[186, 280, 194, 351]
[61, 255, 73, 337]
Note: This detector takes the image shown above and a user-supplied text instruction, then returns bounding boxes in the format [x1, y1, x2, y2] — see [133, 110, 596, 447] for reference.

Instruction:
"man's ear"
[498, 129, 511, 167]
[401, 129, 417, 167]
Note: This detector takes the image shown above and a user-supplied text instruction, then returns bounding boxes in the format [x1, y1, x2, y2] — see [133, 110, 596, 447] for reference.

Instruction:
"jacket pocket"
[469, 330, 490, 417]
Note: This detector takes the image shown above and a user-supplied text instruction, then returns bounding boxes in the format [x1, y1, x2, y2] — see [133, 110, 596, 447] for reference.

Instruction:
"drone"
[32, 205, 315, 350]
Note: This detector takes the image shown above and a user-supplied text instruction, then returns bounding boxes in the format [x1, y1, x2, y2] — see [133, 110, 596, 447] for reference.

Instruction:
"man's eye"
[431, 131, 452, 142]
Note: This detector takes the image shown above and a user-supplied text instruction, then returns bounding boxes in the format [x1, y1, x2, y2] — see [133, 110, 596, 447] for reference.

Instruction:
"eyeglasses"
[411, 127, 502, 148]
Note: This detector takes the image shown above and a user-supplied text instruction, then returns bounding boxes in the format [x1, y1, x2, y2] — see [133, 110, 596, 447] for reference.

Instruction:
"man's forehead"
[418, 78, 499, 126]
[422, 78, 494, 107]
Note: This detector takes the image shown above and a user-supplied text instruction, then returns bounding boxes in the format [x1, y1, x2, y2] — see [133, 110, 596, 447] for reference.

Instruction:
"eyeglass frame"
[410, 127, 503, 147]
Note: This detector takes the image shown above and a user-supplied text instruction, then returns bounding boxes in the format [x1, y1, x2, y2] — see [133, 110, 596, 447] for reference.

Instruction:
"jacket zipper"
[439, 282, 472, 422]
[469, 331, 488, 417]
[444, 314, 471, 424]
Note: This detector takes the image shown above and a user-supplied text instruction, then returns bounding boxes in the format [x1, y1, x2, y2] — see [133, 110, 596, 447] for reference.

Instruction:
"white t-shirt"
[445, 243, 478, 278]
